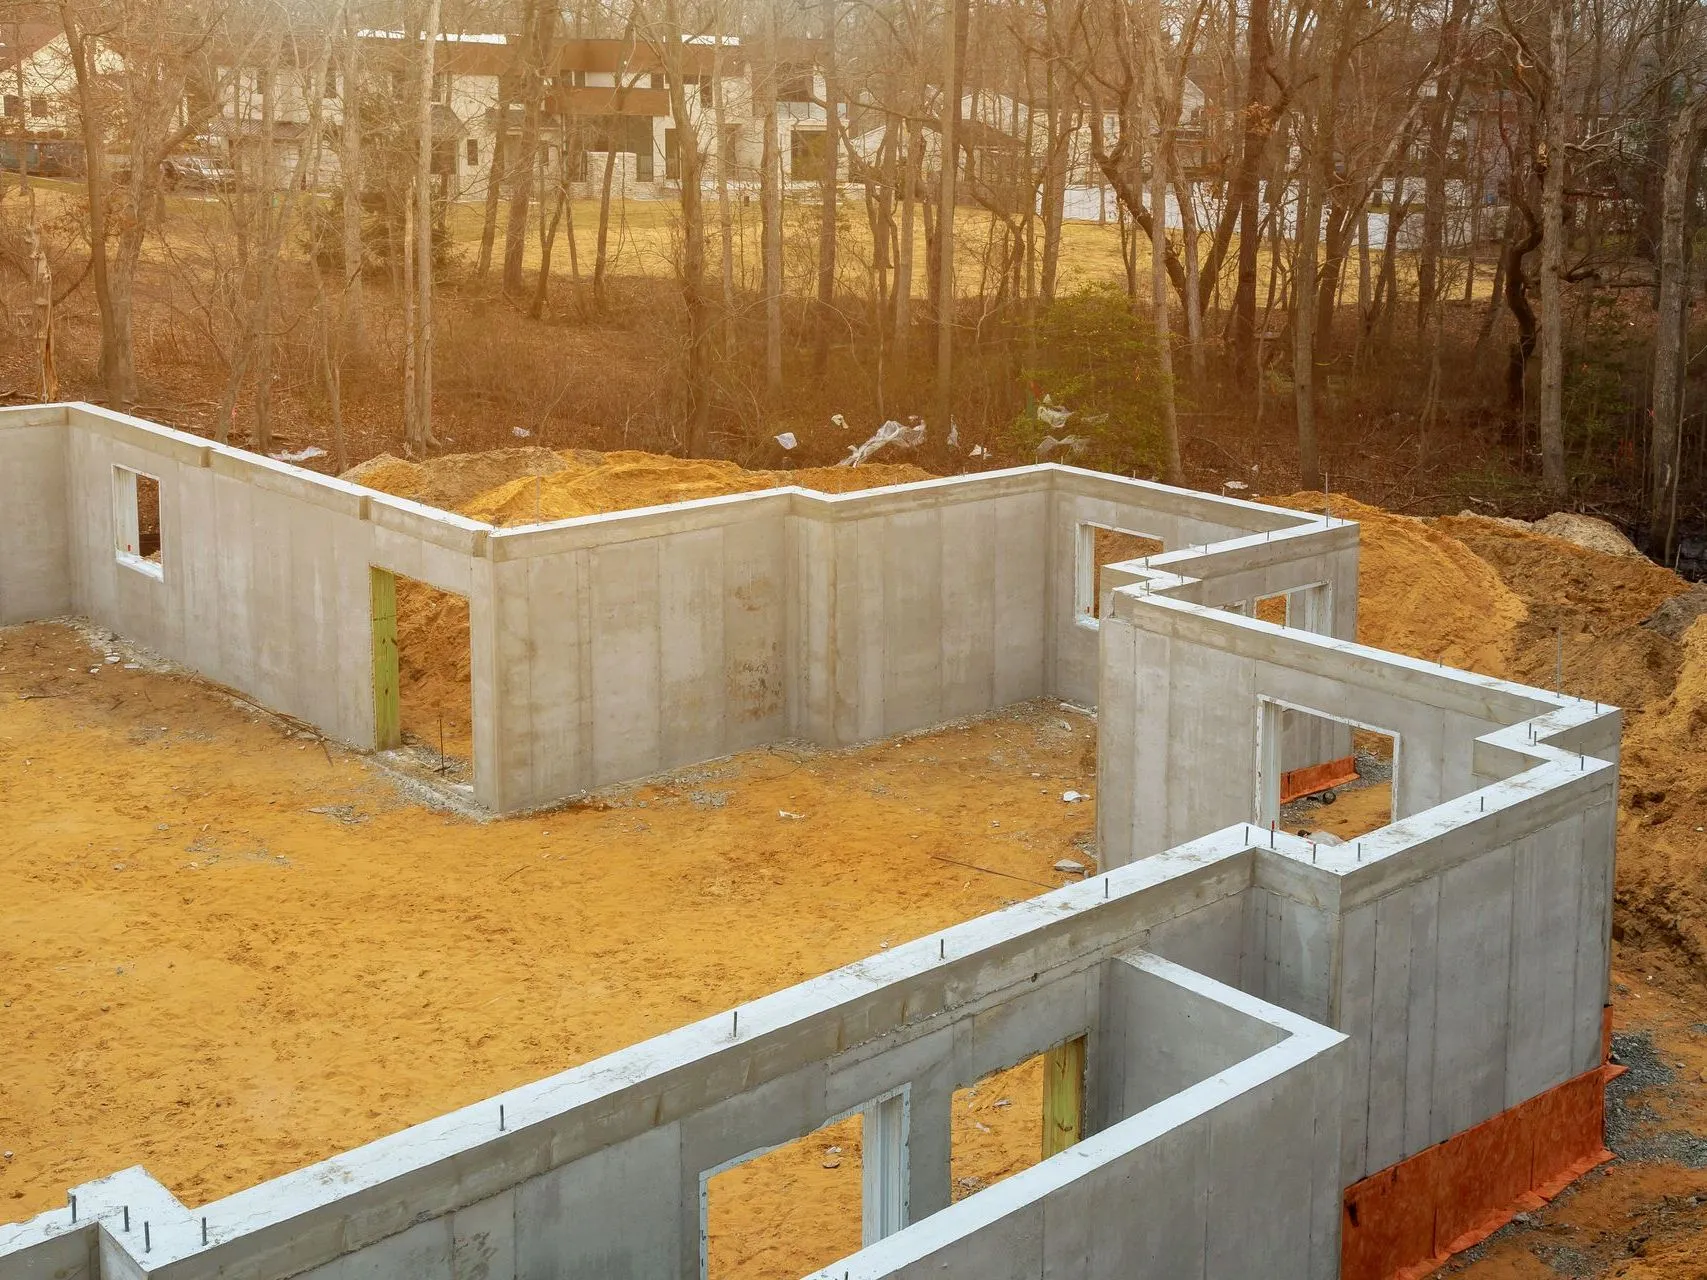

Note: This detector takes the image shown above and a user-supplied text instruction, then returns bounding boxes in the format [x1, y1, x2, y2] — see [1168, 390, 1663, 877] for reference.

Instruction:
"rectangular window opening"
[113, 465, 163, 579]
[1260, 700, 1397, 843]
[1075, 522, 1163, 623]
[951, 1039, 1082, 1202]
[704, 1111, 864, 1279]
[373, 569, 473, 785]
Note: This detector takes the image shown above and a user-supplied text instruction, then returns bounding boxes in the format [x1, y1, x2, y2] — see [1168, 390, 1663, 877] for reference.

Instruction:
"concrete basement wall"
[52, 404, 487, 757]
[1097, 588, 1619, 1186]
[0, 405, 72, 624]
[812, 954, 1347, 1280]
[5, 405, 1347, 813]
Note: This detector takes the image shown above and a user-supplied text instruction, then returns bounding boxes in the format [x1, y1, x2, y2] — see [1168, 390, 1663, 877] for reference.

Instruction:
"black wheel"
[1317, 788, 1338, 805]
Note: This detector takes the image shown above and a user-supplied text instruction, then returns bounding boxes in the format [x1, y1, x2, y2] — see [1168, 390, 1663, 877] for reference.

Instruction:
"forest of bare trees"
[6, 0, 1707, 569]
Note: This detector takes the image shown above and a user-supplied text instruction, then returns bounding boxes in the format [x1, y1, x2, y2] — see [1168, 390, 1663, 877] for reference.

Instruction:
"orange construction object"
[1279, 755, 1359, 804]
[1341, 1052, 1615, 1280]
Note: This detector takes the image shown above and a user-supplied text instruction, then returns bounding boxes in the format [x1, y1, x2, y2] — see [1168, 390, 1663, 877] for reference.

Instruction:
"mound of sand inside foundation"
[461, 451, 933, 526]
[344, 448, 934, 759]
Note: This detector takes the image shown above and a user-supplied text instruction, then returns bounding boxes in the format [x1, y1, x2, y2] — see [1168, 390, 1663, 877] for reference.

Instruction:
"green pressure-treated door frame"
[371, 567, 401, 750]
[1042, 1035, 1086, 1158]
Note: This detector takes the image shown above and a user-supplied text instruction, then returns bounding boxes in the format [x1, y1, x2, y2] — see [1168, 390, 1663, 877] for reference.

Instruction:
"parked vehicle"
[162, 155, 235, 191]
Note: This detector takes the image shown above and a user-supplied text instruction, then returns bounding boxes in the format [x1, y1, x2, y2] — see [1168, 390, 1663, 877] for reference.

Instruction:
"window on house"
[431, 139, 456, 175]
[29, 95, 44, 117]
[432, 71, 451, 104]
[697, 75, 713, 107]
[323, 72, 339, 100]
[2, 95, 18, 118]
[664, 126, 678, 179]
[113, 466, 163, 580]
[648, 71, 663, 89]
[466, 137, 479, 166]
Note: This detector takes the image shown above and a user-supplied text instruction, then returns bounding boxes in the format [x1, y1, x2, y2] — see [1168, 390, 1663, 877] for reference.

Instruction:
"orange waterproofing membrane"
[1279, 755, 1359, 804]
[1341, 1007, 1620, 1280]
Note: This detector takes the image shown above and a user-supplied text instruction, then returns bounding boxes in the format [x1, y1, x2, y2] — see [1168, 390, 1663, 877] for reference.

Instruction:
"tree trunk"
[935, 0, 967, 429]
[1293, 166, 1325, 492]
[1648, 98, 1702, 562]
[814, 0, 839, 376]
[663, 0, 711, 454]
[761, 3, 783, 395]
[894, 118, 921, 361]
[714, 33, 736, 357]
[504, 0, 545, 295]
[1537, 0, 1569, 500]
[1231, 0, 1272, 379]
[1151, 122, 1182, 482]
[341, 4, 366, 347]
[410, 0, 442, 454]
[61, 4, 131, 407]
[478, 132, 505, 278]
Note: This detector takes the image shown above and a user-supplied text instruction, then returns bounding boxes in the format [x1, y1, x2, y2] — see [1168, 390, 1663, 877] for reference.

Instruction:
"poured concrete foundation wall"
[0, 404, 1351, 813]
[0, 407, 1617, 1280]
[0, 407, 71, 624]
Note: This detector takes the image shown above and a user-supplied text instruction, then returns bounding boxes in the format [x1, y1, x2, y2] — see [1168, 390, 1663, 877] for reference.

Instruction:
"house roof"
[0, 22, 60, 74]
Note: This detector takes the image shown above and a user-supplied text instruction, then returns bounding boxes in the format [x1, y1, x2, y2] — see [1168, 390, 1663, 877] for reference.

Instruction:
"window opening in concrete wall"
[950, 1037, 1083, 1202]
[1255, 591, 1289, 624]
[1076, 523, 1164, 623]
[704, 1111, 865, 1279]
[371, 568, 472, 784]
[1260, 700, 1397, 844]
[113, 465, 162, 579]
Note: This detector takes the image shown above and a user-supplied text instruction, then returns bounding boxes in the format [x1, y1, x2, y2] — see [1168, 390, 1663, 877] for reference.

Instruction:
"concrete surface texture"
[0, 404, 1616, 1279]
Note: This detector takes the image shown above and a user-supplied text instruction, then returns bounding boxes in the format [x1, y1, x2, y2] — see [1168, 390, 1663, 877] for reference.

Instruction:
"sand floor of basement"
[0, 620, 1112, 1278]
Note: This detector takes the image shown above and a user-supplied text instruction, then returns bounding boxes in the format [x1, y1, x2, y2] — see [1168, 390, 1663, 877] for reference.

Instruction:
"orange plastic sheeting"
[1341, 1061, 1615, 1280]
[1279, 755, 1359, 804]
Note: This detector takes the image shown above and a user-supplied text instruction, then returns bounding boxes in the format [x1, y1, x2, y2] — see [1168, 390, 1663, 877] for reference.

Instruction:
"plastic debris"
[774, 431, 798, 450]
[270, 445, 328, 463]
[1062, 790, 1086, 803]
[839, 419, 925, 467]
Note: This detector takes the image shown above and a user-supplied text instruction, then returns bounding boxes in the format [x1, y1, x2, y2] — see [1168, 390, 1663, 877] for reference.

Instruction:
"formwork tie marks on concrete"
[0, 403, 1617, 1280]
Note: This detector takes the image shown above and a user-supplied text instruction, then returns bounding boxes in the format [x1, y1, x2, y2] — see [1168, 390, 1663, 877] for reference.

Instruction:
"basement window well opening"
[1259, 698, 1398, 844]
[1076, 523, 1163, 624]
[370, 568, 473, 785]
[113, 465, 163, 579]
[951, 1037, 1083, 1202]
[703, 1105, 876, 1280]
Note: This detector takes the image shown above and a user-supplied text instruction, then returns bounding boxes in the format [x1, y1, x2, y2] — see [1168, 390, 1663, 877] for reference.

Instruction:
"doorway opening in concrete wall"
[1260, 698, 1397, 844]
[950, 1036, 1083, 1202]
[369, 568, 472, 783]
[702, 1107, 871, 1279]
[112, 465, 162, 579]
[1075, 523, 1163, 623]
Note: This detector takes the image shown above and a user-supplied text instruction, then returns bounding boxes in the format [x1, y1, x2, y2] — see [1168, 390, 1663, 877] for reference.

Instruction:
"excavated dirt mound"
[461, 452, 933, 526]
[345, 449, 934, 757]
[1435, 513, 1690, 710]
[1265, 494, 1526, 674]
[342, 447, 572, 514]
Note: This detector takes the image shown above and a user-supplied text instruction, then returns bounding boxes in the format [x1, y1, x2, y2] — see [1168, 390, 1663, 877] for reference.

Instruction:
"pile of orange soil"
[1265, 494, 1526, 673]
[344, 449, 934, 753]
[461, 451, 933, 526]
